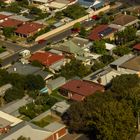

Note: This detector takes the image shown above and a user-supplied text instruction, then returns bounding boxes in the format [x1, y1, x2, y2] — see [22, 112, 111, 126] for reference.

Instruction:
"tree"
[65, 92, 136, 140]
[79, 27, 87, 38]
[113, 46, 131, 56]
[29, 6, 42, 15]
[4, 87, 24, 103]
[3, 27, 15, 38]
[91, 61, 105, 72]
[63, 4, 87, 19]
[17, 136, 30, 140]
[61, 59, 91, 79]
[91, 40, 106, 54]
[25, 74, 45, 90]
[99, 54, 114, 65]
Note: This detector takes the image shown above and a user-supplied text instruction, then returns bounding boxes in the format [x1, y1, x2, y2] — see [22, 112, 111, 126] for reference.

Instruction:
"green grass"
[32, 115, 58, 127]
[46, 17, 56, 25]
[51, 89, 66, 101]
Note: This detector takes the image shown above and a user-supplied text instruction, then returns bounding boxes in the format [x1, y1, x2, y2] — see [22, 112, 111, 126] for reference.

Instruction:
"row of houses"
[0, 111, 67, 140]
[0, 12, 44, 37]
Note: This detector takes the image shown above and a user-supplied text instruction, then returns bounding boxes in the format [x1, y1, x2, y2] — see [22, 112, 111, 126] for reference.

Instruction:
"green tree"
[66, 92, 136, 140]
[61, 59, 91, 79]
[91, 61, 105, 72]
[17, 136, 31, 140]
[113, 46, 131, 56]
[4, 87, 24, 103]
[99, 54, 114, 65]
[29, 6, 42, 15]
[25, 74, 45, 90]
[3, 27, 15, 38]
[91, 40, 106, 54]
[79, 27, 87, 38]
[63, 4, 87, 19]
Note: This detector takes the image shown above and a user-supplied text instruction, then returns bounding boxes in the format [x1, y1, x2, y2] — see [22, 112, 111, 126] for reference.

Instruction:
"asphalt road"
[1, 29, 72, 66]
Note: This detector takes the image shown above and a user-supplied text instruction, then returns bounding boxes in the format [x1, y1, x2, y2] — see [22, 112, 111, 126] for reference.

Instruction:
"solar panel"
[98, 27, 114, 37]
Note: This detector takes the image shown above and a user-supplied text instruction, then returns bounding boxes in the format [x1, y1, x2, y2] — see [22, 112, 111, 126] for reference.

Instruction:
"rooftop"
[0, 18, 23, 28]
[15, 22, 43, 36]
[112, 14, 138, 26]
[0, 111, 22, 128]
[133, 43, 140, 51]
[120, 56, 140, 71]
[61, 80, 104, 97]
[88, 25, 116, 40]
[29, 51, 64, 67]
[44, 122, 65, 133]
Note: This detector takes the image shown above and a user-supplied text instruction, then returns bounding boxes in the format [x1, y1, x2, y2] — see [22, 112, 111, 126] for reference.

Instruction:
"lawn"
[32, 115, 58, 127]
[51, 89, 66, 101]
[46, 17, 56, 25]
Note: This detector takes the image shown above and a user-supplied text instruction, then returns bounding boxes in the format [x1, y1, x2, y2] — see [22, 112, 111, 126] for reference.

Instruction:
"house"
[15, 22, 43, 37]
[51, 101, 70, 115]
[55, 40, 84, 57]
[47, 76, 66, 91]
[88, 24, 116, 41]
[44, 122, 67, 140]
[0, 18, 23, 28]
[0, 111, 22, 134]
[29, 51, 65, 71]
[9, 15, 31, 22]
[0, 12, 13, 23]
[112, 14, 139, 28]
[60, 80, 104, 101]
[105, 43, 116, 55]
[117, 56, 140, 76]
[83, 67, 121, 86]
[7, 62, 53, 80]
[0, 84, 12, 97]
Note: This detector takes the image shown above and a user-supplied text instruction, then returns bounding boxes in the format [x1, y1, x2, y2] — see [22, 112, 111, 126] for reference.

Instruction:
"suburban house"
[109, 54, 140, 75]
[29, 51, 65, 71]
[60, 80, 104, 101]
[7, 62, 53, 80]
[112, 14, 139, 28]
[0, 111, 22, 134]
[88, 24, 116, 41]
[115, 56, 140, 76]
[0, 18, 23, 28]
[44, 121, 67, 140]
[83, 67, 121, 86]
[15, 22, 44, 37]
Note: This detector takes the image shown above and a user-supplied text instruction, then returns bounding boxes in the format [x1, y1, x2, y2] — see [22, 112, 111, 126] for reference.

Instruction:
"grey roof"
[7, 62, 41, 75]
[0, 121, 52, 140]
[0, 117, 12, 128]
[110, 54, 135, 66]
[47, 77, 66, 90]
[34, 70, 48, 79]
[44, 121, 65, 132]
[120, 56, 140, 71]
[51, 101, 70, 114]
[9, 15, 31, 22]
[0, 11, 14, 16]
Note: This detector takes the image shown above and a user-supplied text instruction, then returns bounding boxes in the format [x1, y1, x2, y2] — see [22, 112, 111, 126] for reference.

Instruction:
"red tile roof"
[88, 24, 116, 41]
[0, 19, 23, 28]
[0, 14, 8, 20]
[133, 43, 140, 51]
[15, 22, 43, 36]
[71, 94, 84, 101]
[61, 80, 104, 99]
[29, 51, 64, 67]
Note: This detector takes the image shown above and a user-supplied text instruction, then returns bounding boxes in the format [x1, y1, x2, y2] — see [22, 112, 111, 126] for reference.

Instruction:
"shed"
[47, 77, 66, 91]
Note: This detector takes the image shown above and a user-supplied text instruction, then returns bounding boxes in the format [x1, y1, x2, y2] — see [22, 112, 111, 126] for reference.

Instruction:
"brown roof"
[61, 80, 104, 97]
[0, 14, 8, 20]
[113, 14, 138, 26]
[88, 25, 116, 41]
[120, 56, 140, 71]
[29, 51, 64, 67]
[0, 19, 23, 28]
[15, 22, 43, 36]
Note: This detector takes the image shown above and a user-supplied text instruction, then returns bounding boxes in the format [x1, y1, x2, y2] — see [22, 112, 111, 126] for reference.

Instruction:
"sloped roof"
[112, 14, 138, 26]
